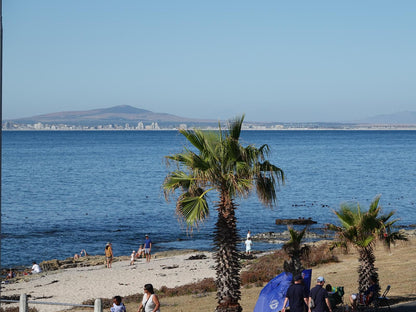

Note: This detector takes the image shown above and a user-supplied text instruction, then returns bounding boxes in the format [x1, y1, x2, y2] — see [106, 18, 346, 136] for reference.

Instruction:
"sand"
[1, 252, 216, 312]
[1, 236, 415, 312]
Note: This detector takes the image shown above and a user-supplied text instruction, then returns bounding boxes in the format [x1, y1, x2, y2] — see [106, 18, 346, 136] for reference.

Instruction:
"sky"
[2, 1, 415, 122]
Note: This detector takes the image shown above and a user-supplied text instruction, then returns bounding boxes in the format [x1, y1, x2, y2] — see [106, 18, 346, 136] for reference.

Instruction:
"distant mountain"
[8, 105, 215, 127]
[356, 111, 416, 124]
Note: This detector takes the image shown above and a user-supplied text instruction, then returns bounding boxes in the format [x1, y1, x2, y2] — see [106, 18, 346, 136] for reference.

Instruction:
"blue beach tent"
[253, 269, 312, 312]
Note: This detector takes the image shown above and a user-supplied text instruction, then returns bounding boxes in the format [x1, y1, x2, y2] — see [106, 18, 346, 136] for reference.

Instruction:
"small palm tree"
[282, 226, 310, 276]
[327, 195, 407, 293]
[163, 115, 284, 312]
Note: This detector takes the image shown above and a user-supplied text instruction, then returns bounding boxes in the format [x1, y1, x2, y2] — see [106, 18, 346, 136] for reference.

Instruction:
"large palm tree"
[327, 195, 407, 294]
[282, 226, 310, 276]
[163, 115, 284, 312]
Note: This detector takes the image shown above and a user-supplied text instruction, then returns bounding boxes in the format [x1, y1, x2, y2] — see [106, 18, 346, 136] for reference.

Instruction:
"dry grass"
[120, 238, 415, 312]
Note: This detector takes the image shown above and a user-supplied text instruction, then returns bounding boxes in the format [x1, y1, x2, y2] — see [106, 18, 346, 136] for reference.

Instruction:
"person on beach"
[31, 261, 42, 274]
[6, 269, 16, 279]
[247, 230, 251, 239]
[130, 250, 136, 265]
[105, 242, 113, 268]
[349, 276, 379, 311]
[245, 237, 252, 255]
[111, 295, 126, 312]
[281, 274, 308, 312]
[138, 284, 160, 312]
[309, 276, 332, 312]
[75, 249, 89, 260]
[144, 235, 152, 263]
[136, 245, 144, 259]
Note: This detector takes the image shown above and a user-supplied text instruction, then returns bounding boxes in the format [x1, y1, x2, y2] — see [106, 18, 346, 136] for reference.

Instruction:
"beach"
[1, 233, 415, 312]
[1, 251, 216, 312]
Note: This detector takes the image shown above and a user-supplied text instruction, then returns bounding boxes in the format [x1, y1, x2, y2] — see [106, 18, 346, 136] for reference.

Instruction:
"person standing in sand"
[309, 276, 332, 312]
[144, 235, 152, 263]
[130, 250, 136, 265]
[281, 274, 308, 312]
[105, 242, 113, 268]
[138, 284, 160, 312]
[245, 237, 253, 255]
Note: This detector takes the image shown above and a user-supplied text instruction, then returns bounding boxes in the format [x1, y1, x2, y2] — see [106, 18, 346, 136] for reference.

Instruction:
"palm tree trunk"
[214, 192, 242, 312]
[358, 246, 379, 293]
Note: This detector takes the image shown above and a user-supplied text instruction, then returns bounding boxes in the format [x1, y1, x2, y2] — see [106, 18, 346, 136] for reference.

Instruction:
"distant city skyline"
[3, 1, 416, 122]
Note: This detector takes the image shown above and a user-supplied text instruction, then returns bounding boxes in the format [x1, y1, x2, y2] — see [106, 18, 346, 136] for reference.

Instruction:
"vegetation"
[282, 226, 310, 276]
[327, 194, 408, 293]
[162, 115, 284, 312]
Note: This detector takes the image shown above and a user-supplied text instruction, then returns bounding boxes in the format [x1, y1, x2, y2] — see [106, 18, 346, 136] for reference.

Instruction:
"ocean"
[1, 130, 415, 269]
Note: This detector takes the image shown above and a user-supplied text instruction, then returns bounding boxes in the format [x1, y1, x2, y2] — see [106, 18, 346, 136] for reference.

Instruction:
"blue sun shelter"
[253, 269, 312, 312]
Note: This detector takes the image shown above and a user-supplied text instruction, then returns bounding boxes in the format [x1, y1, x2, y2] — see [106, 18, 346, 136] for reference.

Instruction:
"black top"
[310, 284, 329, 312]
[285, 283, 307, 312]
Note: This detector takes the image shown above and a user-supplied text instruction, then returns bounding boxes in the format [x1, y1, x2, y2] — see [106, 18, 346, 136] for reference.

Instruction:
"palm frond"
[369, 194, 382, 213]
[163, 171, 193, 199]
[228, 115, 245, 141]
[176, 190, 210, 228]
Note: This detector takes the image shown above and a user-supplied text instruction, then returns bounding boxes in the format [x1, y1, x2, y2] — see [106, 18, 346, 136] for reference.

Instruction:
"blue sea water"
[1, 130, 416, 269]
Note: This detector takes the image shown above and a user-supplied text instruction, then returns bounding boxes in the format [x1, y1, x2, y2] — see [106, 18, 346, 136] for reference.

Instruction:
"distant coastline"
[3, 105, 416, 131]
[3, 121, 416, 131]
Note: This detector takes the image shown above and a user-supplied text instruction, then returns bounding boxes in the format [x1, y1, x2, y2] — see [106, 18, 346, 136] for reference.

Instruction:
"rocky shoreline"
[3, 228, 415, 283]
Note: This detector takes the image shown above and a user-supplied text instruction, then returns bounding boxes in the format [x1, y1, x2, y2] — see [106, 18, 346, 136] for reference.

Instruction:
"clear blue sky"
[3, 1, 415, 122]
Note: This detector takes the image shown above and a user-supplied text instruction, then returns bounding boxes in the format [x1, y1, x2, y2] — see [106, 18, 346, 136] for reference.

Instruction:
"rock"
[40, 259, 61, 271]
[275, 218, 317, 225]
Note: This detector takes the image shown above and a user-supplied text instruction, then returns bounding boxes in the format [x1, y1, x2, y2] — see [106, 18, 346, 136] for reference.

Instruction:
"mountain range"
[356, 111, 416, 124]
[7, 105, 216, 127]
[5, 105, 416, 126]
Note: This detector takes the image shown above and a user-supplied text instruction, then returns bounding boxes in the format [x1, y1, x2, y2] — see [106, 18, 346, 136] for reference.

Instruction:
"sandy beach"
[1, 251, 216, 311]
[1, 235, 415, 312]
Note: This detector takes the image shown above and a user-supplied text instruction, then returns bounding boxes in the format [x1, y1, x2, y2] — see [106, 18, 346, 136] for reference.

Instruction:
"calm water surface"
[1, 130, 415, 269]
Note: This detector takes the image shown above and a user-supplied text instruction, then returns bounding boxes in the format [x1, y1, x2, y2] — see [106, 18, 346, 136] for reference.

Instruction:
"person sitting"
[80, 249, 88, 257]
[350, 276, 379, 310]
[136, 244, 144, 258]
[327, 284, 345, 309]
[326, 284, 335, 294]
[31, 261, 42, 274]
[6, 269, 16, 279]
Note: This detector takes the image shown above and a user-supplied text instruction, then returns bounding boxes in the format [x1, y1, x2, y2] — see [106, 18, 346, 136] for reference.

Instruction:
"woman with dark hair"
[137, 284, 160, 312]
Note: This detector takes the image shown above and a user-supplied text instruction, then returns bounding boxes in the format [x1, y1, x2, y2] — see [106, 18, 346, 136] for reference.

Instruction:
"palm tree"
[163, 115, 284, 312]
[327, 195, 407, 294]
[282, 226, 310, 276]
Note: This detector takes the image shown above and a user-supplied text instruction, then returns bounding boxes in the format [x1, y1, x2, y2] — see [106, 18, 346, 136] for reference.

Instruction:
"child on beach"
[130, 250, 136, 265]
[136, 245, 144, 259]
[105, 242, 113, 268]
[110, 296, 126, 312]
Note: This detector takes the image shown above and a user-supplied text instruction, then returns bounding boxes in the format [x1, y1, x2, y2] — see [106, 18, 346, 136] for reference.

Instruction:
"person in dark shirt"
[309, 276, 332, 312]
[281, 274, 308, 312]
[349, 276, 380, 310]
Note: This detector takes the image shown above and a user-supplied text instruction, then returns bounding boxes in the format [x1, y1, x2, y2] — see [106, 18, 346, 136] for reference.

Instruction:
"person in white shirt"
[130, 250, 136, 265]
[31, 262, 42, 274]
[245, 238, 253, 255]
